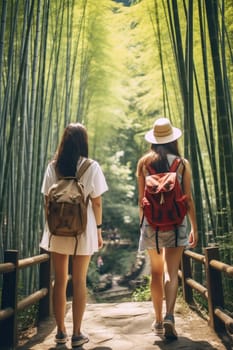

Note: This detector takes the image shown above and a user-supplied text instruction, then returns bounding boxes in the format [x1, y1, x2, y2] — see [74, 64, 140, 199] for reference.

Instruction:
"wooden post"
[38, 249, 52, 320]
[0, 250, 19, 349]
[205, 246, 224, 331]
[180, 252, 193, 304]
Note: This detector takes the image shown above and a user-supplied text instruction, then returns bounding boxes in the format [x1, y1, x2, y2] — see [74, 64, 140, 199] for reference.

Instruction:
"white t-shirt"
[40, 157, 108, 255]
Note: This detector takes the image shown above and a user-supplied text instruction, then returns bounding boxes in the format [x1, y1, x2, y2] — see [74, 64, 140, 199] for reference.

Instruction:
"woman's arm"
[44, 195, 48, 218]
[91, 196, 103, 249]
[182, 159, 198, 248]
[136, 159, 145, 222]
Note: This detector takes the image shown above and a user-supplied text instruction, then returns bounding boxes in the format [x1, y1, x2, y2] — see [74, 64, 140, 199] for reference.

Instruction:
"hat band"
[154, 126, 172, 138]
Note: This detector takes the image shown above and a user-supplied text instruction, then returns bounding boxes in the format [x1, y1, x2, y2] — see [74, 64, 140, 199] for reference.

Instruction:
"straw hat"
[145, 117, 182, 144]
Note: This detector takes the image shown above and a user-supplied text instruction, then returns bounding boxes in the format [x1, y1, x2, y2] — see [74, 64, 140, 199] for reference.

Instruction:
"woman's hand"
[91, 195, 103, 249]
[97, 229, 103, 249]
[188, 230, 198, 248]
[183, 159, 198, 250]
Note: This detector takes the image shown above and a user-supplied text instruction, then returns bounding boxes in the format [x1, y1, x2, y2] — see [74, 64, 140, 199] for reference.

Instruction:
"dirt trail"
[18, 300, 233, 350]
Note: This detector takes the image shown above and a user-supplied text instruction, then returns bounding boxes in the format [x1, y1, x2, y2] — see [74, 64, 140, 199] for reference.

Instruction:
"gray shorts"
[138, 217, 189, 251]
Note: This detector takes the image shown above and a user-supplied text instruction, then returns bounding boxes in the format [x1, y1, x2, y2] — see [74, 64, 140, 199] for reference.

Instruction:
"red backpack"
[141, 158, 188, 252]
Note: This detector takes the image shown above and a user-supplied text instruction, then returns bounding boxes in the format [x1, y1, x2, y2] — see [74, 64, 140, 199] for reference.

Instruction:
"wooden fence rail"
[0, 250, 51, 349]
[179, 246, 233, 335]
[0, 246, 233, 349]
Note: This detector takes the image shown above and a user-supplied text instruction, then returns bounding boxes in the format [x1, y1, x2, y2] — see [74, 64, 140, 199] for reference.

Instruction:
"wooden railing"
[0, 250, 51, 349]
[179, 246, 233, 335]
[0, 246, 233, 349]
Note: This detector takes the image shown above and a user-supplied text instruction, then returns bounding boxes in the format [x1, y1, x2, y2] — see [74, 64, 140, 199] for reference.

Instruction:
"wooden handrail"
[17, 288, 48, 311]
[0, 307, 14, 321]
[0, 262, 15, 273]
[209, 259, 233, 277]
[1, 245, 233, 348]
[215, 308, 233, 334]
[180, 247, 233, 335]
[185, 277, 208, 299]
[0, 250, 51, 348]
[18, 253, 49, 269]
[183, 249, 206, 264]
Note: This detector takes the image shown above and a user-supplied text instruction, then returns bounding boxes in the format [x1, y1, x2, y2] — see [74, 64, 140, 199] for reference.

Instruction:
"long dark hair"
[150, 141, 181, 173]
[54, 123, 88, 177]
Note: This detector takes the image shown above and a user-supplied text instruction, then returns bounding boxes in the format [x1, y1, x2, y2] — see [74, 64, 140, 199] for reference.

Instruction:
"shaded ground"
[18, 300, 233, 350]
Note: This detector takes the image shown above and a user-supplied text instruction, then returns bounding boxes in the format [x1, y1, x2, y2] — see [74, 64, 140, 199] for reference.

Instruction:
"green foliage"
[100, 148, 139, 240]
[17, 283, 39, 330]
[104, 151, 135, 203]
[132, 275, 151, 302]
[103, 203, 139, 241]
[192, 290, 209, 315]
[96, 247, 137, 275]
[18, 304, 38, 331]
[87, 260, 101, 290]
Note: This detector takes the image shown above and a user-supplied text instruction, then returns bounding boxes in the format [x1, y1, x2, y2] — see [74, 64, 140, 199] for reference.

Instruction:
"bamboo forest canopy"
[0, 0, 233, 262]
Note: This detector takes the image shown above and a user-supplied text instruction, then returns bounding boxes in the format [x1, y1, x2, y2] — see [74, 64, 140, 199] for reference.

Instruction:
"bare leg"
[164, 247, 184, 315]
[147, 249, 164, 322]
[51, 252, 69, 333]
[72, 255, 91, 335]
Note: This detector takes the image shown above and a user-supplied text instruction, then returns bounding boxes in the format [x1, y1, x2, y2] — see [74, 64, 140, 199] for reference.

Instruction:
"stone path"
[18, 301, 233, 350]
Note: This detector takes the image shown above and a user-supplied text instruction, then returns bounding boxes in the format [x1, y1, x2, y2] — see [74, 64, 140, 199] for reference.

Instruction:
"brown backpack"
[46, 159, 93, 254]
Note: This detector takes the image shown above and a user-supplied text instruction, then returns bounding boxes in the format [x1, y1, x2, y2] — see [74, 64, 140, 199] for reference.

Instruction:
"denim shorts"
[138, 217, 189, 251]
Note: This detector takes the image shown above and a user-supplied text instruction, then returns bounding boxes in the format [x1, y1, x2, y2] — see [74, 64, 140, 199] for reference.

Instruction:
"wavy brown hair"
[54, 123, 88, 177]
[150, 141, 181, 173]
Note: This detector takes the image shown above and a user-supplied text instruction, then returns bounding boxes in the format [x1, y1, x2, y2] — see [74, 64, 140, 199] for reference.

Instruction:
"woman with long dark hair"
[40, 123, 108, 347]
[136, 118, 198, 340]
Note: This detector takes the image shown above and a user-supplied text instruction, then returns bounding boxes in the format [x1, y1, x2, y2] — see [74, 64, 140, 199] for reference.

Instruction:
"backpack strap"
[146, 157, 184, 175]
[77, 158, 93, 180]
[145, 164, 156, 175]
[170, 157, 185, 175]
[170, 157, 185, 187]
[169, 157, 181, 172]
[77, 159, 93, 206]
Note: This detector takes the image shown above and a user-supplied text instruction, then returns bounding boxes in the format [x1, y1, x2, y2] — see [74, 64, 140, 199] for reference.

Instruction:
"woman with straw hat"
[136, 117, 198, 339]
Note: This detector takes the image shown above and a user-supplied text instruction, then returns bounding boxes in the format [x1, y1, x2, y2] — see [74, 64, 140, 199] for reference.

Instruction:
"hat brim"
[145, 127, 182, 144]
